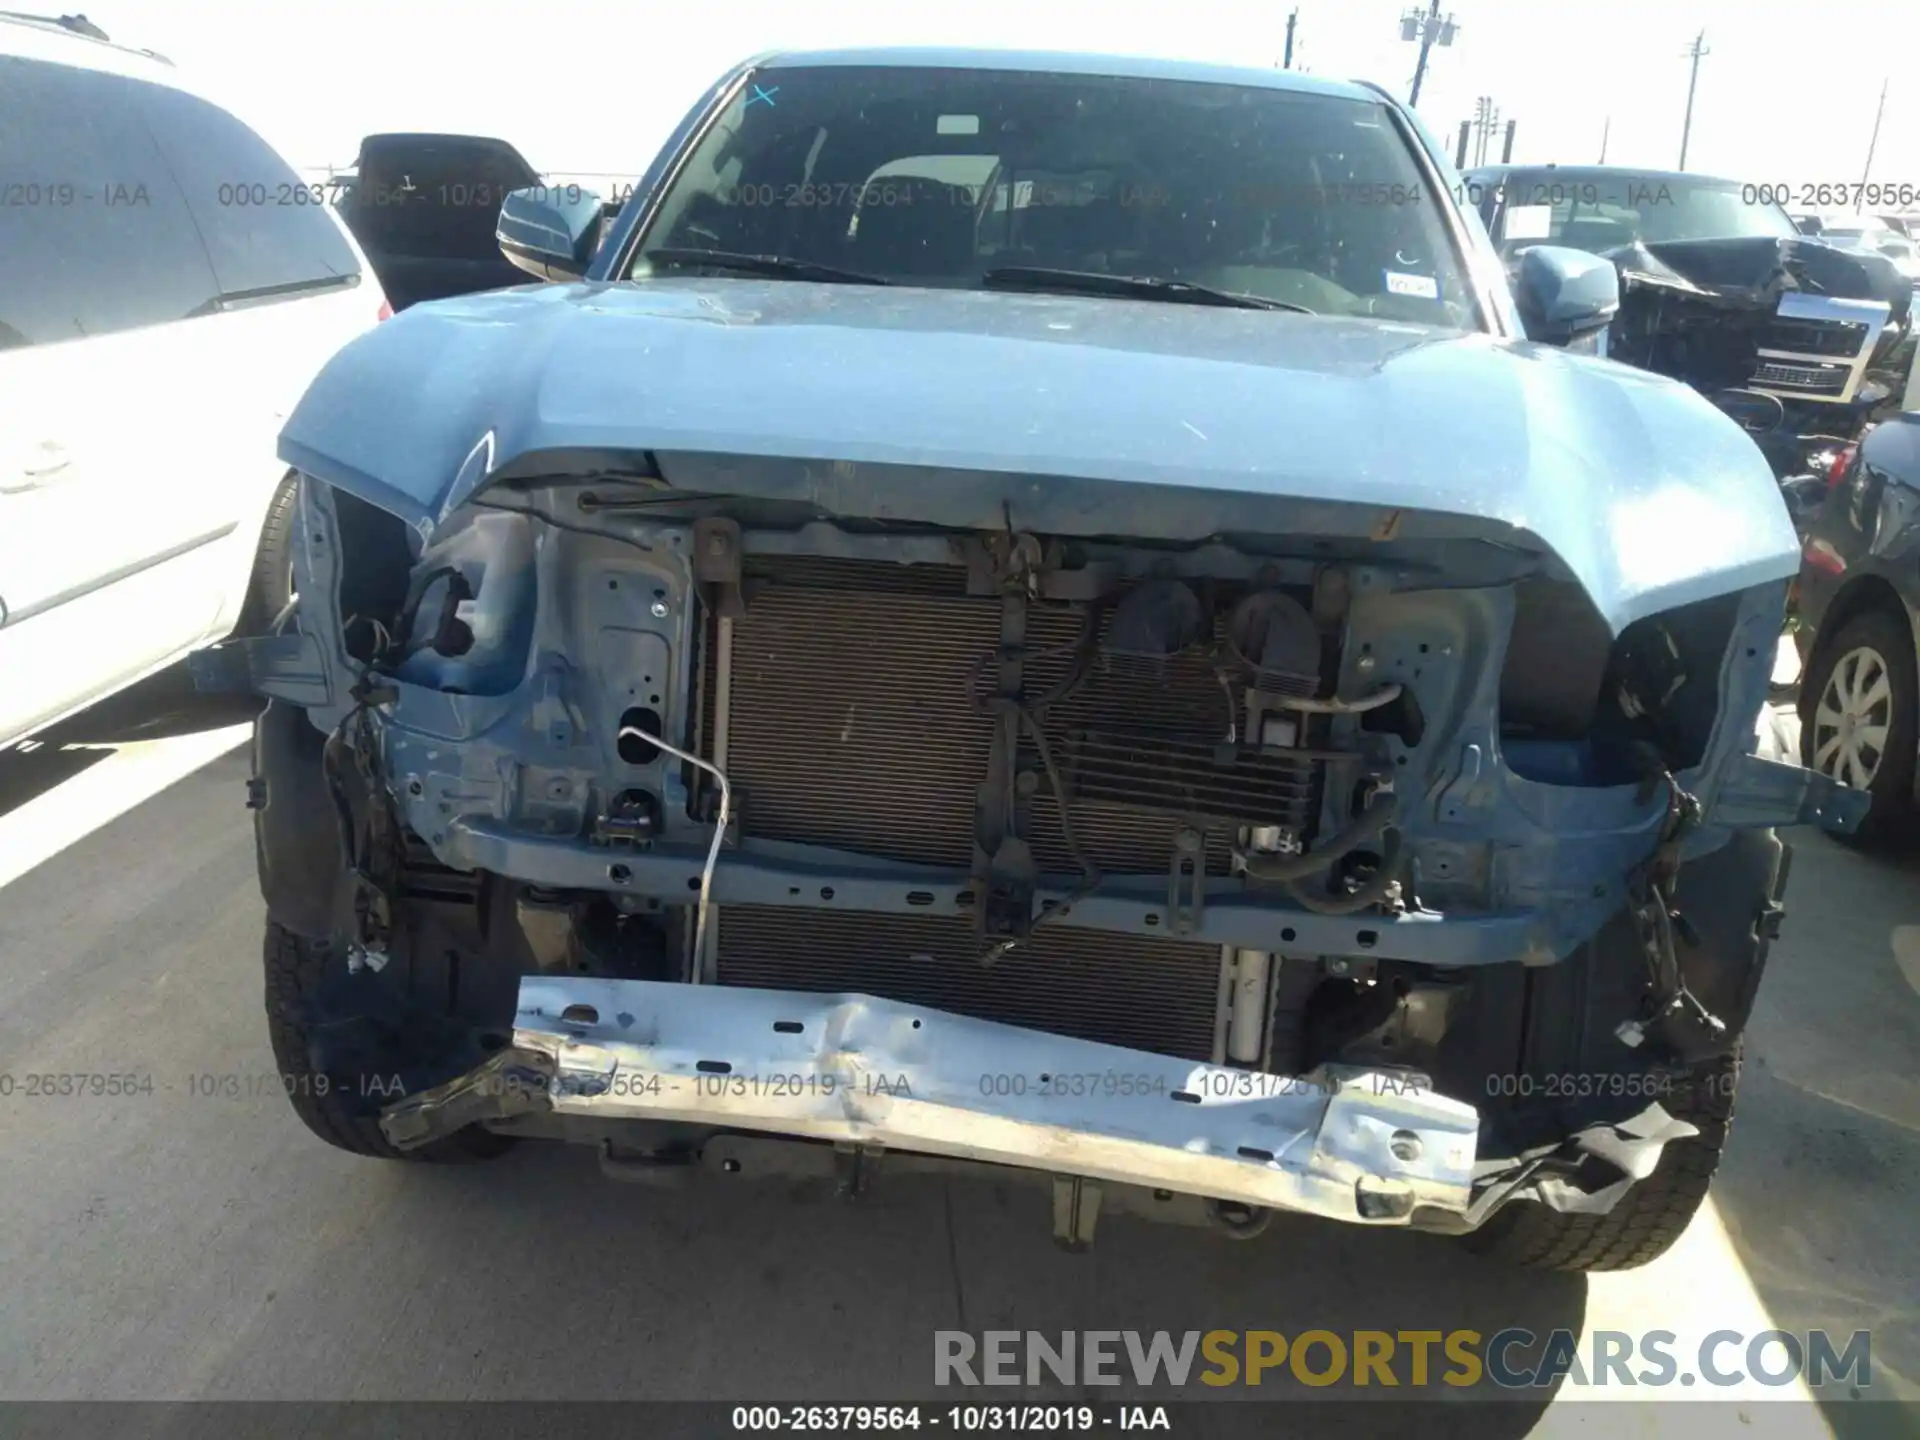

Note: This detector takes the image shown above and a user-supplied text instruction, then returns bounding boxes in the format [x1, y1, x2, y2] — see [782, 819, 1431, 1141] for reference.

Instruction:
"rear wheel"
[1800, 608, 1917, 843]
[263, 921, 511, 1162]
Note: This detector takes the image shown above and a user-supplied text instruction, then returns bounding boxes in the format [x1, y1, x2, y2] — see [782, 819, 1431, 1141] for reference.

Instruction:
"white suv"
[0, 13, 385, 746]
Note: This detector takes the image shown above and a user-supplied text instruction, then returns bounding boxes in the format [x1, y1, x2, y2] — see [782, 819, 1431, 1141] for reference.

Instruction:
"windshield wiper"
[979, 265, 1313, 313]
[642, 247, 893, 286]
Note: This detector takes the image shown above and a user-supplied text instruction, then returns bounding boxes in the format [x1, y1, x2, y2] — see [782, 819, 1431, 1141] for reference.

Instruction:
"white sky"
[87, 0, 1920, 194]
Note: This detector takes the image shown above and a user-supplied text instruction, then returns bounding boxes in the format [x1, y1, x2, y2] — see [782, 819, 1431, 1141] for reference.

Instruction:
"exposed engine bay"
[197, 453, 1864, 1245]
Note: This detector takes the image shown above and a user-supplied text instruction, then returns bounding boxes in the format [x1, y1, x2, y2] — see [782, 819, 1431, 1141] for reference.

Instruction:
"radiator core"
[703, 555, 1316, 1060]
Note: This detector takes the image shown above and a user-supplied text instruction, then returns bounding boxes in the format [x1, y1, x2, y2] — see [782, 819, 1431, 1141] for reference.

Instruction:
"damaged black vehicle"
[1465, 164, 1915, 533]
[195, 50, 1865, 1272]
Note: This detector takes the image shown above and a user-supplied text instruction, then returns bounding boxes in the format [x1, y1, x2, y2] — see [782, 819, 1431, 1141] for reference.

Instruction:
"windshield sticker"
[1384, 270, 1440, 299]
[1504, 204, 1553, 240]
[937, 114, 981, 135]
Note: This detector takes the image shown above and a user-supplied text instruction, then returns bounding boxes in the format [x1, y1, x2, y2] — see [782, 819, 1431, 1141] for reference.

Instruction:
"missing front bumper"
[381, 977, 1480, 1227]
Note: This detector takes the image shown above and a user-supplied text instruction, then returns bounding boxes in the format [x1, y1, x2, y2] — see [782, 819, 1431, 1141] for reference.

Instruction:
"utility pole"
[1401, 1, 1459, 108]
[1599, 116, 1610, 164]
[1857, 77, 1888, 213]
[1282, 8, 1298, 69]
[1678, 30, 1709, 170]
[1468, 96, 1500, 166]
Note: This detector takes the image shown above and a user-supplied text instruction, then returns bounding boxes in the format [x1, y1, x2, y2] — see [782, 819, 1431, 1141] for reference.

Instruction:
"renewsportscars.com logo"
[933, 1329, 1872, 1390]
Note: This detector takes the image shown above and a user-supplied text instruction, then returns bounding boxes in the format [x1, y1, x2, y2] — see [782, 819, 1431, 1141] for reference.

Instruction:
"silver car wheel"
[1812, 644, 1894, 790]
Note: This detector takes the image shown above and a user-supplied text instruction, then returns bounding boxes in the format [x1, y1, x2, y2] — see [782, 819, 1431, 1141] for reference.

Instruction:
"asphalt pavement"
[1, 669, 1916, 1437]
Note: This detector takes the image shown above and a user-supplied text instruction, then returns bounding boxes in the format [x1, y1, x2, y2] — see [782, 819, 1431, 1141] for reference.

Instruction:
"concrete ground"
[1, 670, 1916, 1437]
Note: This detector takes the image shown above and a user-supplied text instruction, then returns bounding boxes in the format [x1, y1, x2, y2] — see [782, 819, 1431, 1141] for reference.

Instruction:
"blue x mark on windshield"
[747, 84, 779, 108]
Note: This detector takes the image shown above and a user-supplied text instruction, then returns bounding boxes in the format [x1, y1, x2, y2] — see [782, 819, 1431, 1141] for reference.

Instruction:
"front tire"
[263, 921, 511, 1162]
[1459, 1052, 1737, 1271]
[1800, 608, 1917, 843]
[241, 476, 298, 633]
[1457, 829, 1782, 1271]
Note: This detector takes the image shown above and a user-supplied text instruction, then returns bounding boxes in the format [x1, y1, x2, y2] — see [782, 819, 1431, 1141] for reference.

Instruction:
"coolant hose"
[1284, 826, 1405, 915]
[1239, 793, 1396, 882]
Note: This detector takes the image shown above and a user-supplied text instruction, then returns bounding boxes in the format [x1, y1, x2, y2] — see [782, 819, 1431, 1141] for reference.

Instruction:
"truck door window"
[349, 140, 540, 261]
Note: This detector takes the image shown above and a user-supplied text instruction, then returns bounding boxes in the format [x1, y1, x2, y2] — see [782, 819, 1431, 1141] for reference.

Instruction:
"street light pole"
[1678, 30, 1709, 170]
[1282, 8, 1298, 69]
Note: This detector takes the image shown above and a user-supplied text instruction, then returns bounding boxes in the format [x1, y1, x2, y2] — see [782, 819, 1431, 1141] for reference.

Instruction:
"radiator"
[715, 907, 1222, 1060]
[703, 555, 1318, 1061]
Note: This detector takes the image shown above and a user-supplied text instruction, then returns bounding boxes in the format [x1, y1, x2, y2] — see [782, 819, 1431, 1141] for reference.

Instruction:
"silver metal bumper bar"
[405, 976, 1483, 1226]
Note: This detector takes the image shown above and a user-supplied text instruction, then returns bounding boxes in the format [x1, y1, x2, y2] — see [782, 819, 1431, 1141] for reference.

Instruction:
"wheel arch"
[1809, 572, 1916, 676]
[1801, 583, 1920, 815]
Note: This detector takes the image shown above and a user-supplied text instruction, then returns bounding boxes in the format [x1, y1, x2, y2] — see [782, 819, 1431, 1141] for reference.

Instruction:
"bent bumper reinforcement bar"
[381, 978, 1481, 1225]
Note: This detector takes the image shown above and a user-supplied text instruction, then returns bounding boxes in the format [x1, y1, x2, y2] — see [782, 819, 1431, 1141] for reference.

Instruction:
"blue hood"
[280, 278, 1800, 633]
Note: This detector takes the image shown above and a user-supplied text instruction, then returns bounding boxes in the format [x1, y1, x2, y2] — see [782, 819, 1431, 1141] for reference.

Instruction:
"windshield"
[628, 66, 1480, 329]
[1487, 171, 1799, 253]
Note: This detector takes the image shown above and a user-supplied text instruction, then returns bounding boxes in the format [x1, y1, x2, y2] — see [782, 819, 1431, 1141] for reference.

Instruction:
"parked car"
[1795, 414, 1920, 838]
[1463, 164, 1913, 531]
[332, 134, 543, 310]
[1815, 220, 1920, 293]
[198, 49, 1862, 1272]
[0, 12, 386, 749]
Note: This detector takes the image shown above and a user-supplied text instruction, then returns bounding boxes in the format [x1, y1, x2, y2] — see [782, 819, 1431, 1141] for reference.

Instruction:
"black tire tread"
[1461, 1051, 1737, 1272]
[263, 921, 508, 1163]
[241, 476, 298, 633]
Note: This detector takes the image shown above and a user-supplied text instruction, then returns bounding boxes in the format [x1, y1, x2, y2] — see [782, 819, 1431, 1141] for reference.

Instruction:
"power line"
[1469, 96, 1502, 167]
[1857, 77, 1889, 214]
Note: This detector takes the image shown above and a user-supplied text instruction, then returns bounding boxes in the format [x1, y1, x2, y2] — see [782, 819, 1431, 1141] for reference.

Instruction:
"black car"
[1796, 413, 1920, 836]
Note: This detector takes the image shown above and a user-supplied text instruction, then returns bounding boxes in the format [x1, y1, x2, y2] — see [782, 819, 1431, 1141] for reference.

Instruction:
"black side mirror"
[497, 184, 605, 282]
[1512, 244, 1621, 346]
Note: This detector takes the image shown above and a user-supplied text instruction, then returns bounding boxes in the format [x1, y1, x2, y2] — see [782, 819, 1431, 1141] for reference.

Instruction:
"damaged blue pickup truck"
[196, 49, 1865, 1271]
